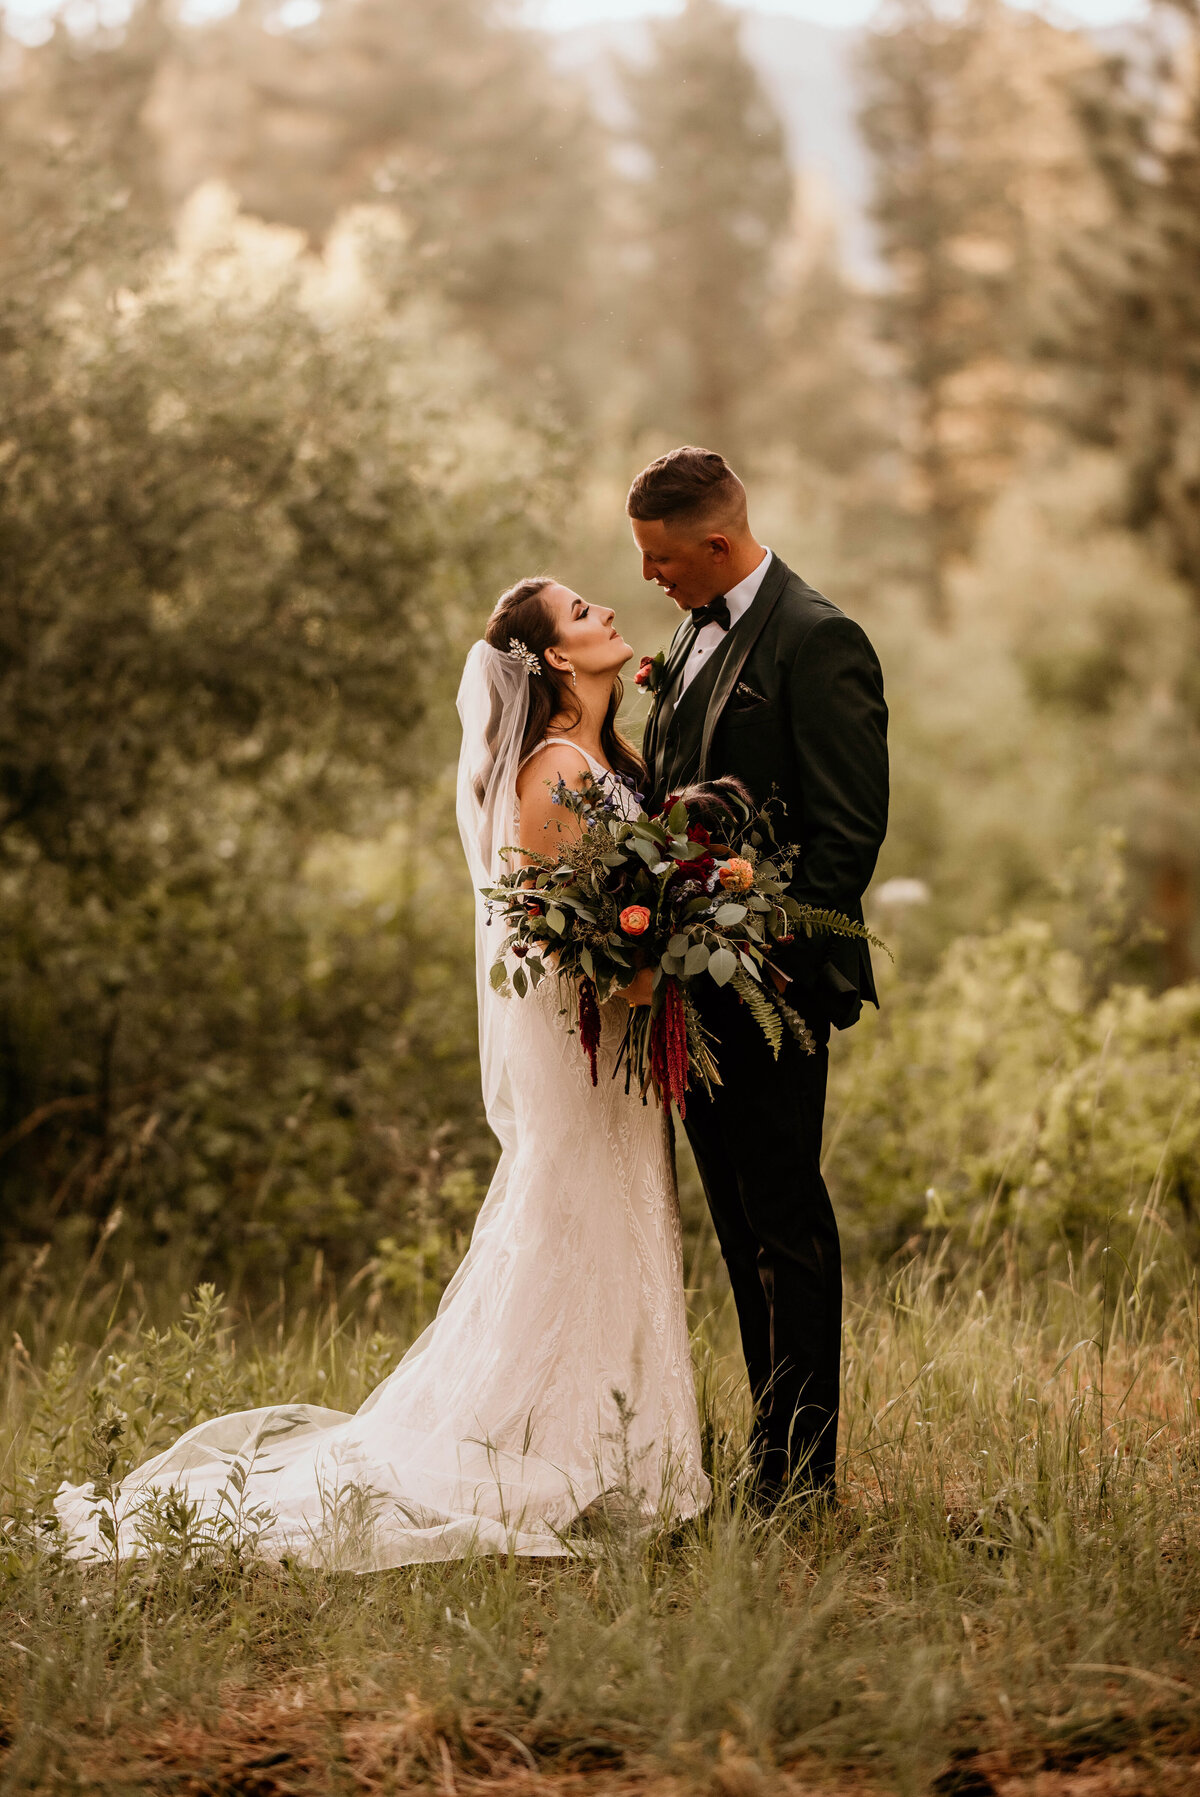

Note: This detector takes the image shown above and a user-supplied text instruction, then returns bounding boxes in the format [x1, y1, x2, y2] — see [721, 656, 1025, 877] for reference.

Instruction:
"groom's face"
[630, 517, 732, 610]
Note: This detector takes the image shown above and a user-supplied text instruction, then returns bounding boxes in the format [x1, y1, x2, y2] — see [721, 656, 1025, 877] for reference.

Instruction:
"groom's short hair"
[626, 446, 748, 532]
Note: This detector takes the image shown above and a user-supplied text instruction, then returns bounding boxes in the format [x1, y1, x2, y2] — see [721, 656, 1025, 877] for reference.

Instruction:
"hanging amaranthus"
[648, 978, 690, 1116]
[578, 975, 601, 1086]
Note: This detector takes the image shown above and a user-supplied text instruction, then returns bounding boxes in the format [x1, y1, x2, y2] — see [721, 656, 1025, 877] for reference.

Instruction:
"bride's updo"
[486, 576, 645, 788]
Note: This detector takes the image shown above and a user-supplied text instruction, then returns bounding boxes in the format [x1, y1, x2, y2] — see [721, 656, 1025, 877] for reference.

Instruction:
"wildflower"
[718, 856, 754, 893]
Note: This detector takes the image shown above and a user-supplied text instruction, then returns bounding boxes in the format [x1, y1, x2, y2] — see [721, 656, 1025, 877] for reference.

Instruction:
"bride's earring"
[568, 664, 577, 689]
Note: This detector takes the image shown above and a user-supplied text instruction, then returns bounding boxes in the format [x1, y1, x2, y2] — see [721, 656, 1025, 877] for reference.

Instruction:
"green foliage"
[1, 0, 1198, 1327]
[0, 165, 556, 1290]
[828, 910, 1200, 1258]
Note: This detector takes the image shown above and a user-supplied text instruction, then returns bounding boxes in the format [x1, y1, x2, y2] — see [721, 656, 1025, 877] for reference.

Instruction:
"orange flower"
[718, 856, 754, 893]
[619, 904, 651, 936]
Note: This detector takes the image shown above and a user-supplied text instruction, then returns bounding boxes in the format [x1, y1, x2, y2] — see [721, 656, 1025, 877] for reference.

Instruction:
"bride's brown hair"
[486, 577, 646, 788]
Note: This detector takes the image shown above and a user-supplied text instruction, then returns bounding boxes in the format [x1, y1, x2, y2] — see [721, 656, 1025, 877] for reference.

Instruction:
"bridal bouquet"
[483, 776, 881, 1114]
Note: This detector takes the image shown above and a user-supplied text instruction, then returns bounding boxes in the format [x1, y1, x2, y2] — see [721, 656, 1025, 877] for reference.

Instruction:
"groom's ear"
[705, 533, 734, 566]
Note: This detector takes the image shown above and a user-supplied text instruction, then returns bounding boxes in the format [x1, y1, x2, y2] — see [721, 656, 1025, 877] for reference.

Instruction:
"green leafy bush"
[0, 177, 556, 1293]
[829, 911, 1200, 1256]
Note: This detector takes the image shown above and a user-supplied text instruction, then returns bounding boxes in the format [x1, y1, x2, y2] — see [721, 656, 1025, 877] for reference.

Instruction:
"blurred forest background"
[2, 0, 1199, 1323]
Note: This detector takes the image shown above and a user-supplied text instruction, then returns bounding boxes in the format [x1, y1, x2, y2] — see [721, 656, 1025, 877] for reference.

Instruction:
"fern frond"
[732, 969, 783, 1059]
[792, 905, 893, 959]
[771, 991, 816, 1053]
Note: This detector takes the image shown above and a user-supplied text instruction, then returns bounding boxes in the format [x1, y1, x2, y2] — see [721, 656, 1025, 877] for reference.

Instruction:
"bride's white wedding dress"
[55, 645, 708, 1570]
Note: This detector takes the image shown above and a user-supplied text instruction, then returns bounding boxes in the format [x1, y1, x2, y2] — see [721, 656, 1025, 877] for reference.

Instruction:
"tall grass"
[2, 1213, 1198, 1795]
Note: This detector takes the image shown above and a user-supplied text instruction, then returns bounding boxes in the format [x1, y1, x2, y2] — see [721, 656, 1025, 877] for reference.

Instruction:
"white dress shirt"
[679, 548, 773, 693]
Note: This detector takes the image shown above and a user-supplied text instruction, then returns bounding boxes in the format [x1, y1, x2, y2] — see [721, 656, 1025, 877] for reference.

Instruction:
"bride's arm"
[516, 746, 651, 1006]
[515, 744, 590, 862]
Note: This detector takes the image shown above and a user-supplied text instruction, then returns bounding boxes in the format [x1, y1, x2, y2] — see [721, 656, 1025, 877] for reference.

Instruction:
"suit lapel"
[698, 553, 789, 779]
[644, 618, 692, 779]
[653, 619, 739, 793]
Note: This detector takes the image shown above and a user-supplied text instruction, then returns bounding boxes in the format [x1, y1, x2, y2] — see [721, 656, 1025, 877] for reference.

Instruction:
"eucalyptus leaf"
[667, 800, 688, 832]
[683, 943, 710, 976]
[714, 903, 748, 926]
[708, 946, 737, 987]
[546, 906, 566, 934]
[668, 933, 690, 958]
[489, 960, 507, 991]
[512, 964, 528, 998]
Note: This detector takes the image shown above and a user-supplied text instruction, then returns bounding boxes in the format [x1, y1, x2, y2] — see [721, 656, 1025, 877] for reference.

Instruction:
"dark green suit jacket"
[643, 553, 889, 1026]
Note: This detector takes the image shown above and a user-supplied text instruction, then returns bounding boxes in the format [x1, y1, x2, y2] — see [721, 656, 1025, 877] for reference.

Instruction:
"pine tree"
[148, 0, 603, 409]
[1063, 1, 1200, 611]
[0, 0, 173, 231]
[622, 0, 792, 460]
[859, 0, 1094, 625]
[4, 0, 603, 413]
[1056, 0, 1200, 981]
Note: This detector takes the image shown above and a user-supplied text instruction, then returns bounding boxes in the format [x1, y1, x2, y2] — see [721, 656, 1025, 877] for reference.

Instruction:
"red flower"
[578, 976, 601, 1086]
[634, 656, 655, 688]
[649, 977, 690, 1117]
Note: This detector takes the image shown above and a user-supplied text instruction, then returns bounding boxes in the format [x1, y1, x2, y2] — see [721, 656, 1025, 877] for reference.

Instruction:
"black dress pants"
[683, 983, 841, 1495]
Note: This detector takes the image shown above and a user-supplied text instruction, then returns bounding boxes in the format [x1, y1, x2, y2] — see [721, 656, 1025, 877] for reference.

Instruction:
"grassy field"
[2, 1207, 1198, 1797]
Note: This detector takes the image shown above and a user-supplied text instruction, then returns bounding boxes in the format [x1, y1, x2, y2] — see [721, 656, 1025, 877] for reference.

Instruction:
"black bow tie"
[686, 595, 731, 634]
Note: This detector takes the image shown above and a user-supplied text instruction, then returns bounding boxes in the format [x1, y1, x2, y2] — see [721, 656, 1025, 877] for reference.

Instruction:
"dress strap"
[518, 737, 604, 776]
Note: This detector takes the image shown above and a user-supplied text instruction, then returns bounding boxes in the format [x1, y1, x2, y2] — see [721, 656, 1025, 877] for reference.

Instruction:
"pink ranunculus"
[633, 656, 655, 689]
[718, 856, 754, 893]
[619, 904, 651, 936]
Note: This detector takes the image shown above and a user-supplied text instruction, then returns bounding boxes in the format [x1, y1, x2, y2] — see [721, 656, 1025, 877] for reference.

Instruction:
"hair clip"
[507, 637, 540, 676]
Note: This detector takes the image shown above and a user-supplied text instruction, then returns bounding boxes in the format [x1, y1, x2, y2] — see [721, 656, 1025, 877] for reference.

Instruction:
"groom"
[628, 446, 888, 1504]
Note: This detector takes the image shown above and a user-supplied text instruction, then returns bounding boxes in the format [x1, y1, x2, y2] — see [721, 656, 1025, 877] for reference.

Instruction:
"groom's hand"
[623, 966, 655, 1007]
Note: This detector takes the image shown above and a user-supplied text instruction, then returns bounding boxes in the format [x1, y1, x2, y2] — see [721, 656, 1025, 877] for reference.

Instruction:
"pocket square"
[729, 679, 767, 710]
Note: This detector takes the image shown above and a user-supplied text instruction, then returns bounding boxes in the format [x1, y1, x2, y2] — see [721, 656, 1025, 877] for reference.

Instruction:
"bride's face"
[541, 583, 633, 680]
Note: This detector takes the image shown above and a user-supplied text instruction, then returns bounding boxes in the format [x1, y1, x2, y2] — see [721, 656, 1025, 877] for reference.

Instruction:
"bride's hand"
[623, 966, 655, 1008]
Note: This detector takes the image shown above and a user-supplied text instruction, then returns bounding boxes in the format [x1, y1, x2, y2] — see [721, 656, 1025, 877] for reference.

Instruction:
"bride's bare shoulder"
[515, 740, 593, 804]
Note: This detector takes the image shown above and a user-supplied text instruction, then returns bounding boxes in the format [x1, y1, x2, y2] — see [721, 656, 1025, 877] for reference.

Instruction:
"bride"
[55, 576, 709, 1570]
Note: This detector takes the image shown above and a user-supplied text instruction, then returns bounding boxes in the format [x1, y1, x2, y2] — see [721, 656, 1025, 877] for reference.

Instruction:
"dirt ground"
[25, 1693, 1200, 1797]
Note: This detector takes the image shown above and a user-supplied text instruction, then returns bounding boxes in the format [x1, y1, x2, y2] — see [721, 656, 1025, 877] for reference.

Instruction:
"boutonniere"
[634, 649, 667, 696]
